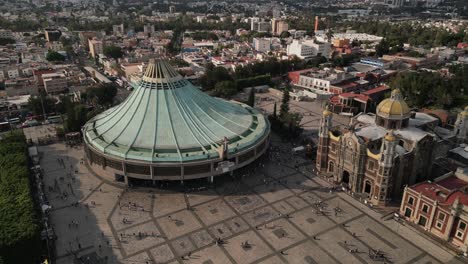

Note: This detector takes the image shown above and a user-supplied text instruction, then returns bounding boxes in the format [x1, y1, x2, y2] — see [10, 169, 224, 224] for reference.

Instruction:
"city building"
[6, 68, 19, 79]
[83, 60, 270, 184]
[295, 68, 351, 96]
[169, 5, 176, 14]
[42, 72, 68, 94]
[333, 39, 350, 48]
[316, 89, 466, 206]
[399, 167, 468, 254]
[143, 24, 155, 34]
[253, 38, 271, 52]
[316, 32, 383, 43]
[287, 39, 330, 60]
[0, 29, 13, 39]
[44, 29, 61, 42]
[328, 85, 391, 115]
[88, 38, 104, 58]
[79, 32, 99, 48]
[113, 24, 125, 35]
[271, 19, 288, 36]
[257, 22, 271, 33]
[250, 17, 271, 32]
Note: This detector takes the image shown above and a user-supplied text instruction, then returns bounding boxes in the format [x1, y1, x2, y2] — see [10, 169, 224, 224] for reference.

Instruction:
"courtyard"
[31, 133, 465, 264]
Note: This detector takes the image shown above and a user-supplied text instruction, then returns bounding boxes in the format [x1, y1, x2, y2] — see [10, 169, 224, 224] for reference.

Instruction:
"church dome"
[384, 130, 396, 142]
[462, 106, 468, 117]
[323, 108, 332, 117]
[376, 89, 410, 120]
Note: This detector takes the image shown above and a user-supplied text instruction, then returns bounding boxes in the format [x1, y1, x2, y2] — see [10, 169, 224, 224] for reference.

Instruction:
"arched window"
[364, 180, 372, 194]
[328, 161, 334, 173]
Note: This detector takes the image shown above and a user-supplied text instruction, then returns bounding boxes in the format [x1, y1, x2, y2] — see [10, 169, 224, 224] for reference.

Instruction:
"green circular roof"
[83, 59, 269, 163]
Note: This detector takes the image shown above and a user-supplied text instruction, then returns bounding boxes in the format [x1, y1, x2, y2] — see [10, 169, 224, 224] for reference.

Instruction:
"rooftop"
[83, 59, 269, 163]
[410, 168, 468, 207]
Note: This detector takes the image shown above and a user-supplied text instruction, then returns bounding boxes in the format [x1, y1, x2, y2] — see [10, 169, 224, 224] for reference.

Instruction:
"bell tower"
[316, 107, 333, 173]
[375, 130, 397, 205]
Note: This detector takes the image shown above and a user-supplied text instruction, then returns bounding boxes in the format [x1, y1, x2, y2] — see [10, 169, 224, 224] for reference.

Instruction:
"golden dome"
[384, 130, 396, 142]
[377, 89, 410, 119]
[462, 106, 468, 117]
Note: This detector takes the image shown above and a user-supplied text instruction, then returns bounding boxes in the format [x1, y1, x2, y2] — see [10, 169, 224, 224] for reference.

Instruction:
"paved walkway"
[36, 140, 464, 264]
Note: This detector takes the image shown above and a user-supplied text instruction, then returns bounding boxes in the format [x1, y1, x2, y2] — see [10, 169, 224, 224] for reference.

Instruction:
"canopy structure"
[83, 59, 270, 182]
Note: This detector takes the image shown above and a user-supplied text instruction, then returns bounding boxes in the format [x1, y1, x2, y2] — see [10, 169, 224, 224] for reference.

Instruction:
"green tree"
[199, 64, 232, 90]
[86, 83, 118, 106]
[0, 133, 41, 264]
[247, 88, 255, 107]
[65, 104, 88, 132]
[27, 96, 57, 116]
[214, 81, 237, 98]
[46, 51, 65, 61]
[375, 38, 390, 57]
[279, 87, 290, 118]
[0, 38, 15, 45]
[103, 45, 123, 59]
[279, 31, 291, 38]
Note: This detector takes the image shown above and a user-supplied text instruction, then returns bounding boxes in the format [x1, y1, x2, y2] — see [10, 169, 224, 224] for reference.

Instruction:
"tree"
[27, 96, 57, 116]
[46, 51, 65, 61]
[65, 104, 88, 132]
[103, 45, 123, 59]
[86, 83, 118, 106]
[214, 81, 237, 98]
[0, 38, 15, 45]
[199, 64, 232, 90]
[247, 88, 255, 107]
[389, 64, 468, 109]
[279, 87, 290, 118]
[375, 38, 390, 57]
[0, 133, 41, 264]
[279, 31, 291, 38]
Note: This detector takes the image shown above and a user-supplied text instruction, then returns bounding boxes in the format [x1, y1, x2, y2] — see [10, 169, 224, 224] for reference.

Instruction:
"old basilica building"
[316, 89, 468, 206]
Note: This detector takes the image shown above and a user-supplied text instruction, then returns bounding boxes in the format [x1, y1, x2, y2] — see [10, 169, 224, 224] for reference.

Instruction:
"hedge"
[0, 132, 41, 263]
[235, 75, 271, 90]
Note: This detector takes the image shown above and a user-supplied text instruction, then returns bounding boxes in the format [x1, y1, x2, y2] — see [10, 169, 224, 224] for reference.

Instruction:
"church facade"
[316, 89, 468, 206]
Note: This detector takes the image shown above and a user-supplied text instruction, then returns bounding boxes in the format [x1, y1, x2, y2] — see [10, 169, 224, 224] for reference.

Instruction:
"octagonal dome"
[376, 89, 410, 120]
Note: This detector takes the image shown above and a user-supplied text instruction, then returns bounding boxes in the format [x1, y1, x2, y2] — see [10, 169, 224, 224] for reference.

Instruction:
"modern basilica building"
[83, 59, 270, 185]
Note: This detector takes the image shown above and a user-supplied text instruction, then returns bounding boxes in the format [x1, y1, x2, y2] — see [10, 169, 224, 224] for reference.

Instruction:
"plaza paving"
[35, 138, 465, 264]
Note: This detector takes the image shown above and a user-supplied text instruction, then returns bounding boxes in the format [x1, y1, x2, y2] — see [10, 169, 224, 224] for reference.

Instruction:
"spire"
[142, 59, 182, 83]
[319, 105, 333, 138]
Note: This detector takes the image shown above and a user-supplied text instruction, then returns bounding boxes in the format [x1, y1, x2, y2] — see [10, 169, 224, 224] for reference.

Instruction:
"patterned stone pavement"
[37, 140, 464, 264]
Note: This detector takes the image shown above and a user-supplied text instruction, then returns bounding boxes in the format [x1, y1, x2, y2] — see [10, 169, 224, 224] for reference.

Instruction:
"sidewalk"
[336, 191, 465, 264]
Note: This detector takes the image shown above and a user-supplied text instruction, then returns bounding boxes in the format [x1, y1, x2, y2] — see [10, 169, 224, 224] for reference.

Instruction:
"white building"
[7, 68, 19, 79]
[316, 32, 383, 43]
[253, 38, 271, 52]
[250, 17, 260, 31]
[287, 39, 331, 59]
[296, 68, 350, 97]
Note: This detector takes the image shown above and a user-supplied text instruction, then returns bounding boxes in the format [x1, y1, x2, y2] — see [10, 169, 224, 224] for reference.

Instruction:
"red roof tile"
[410, 176, 468, 206]
[362, 85, 389, 95]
